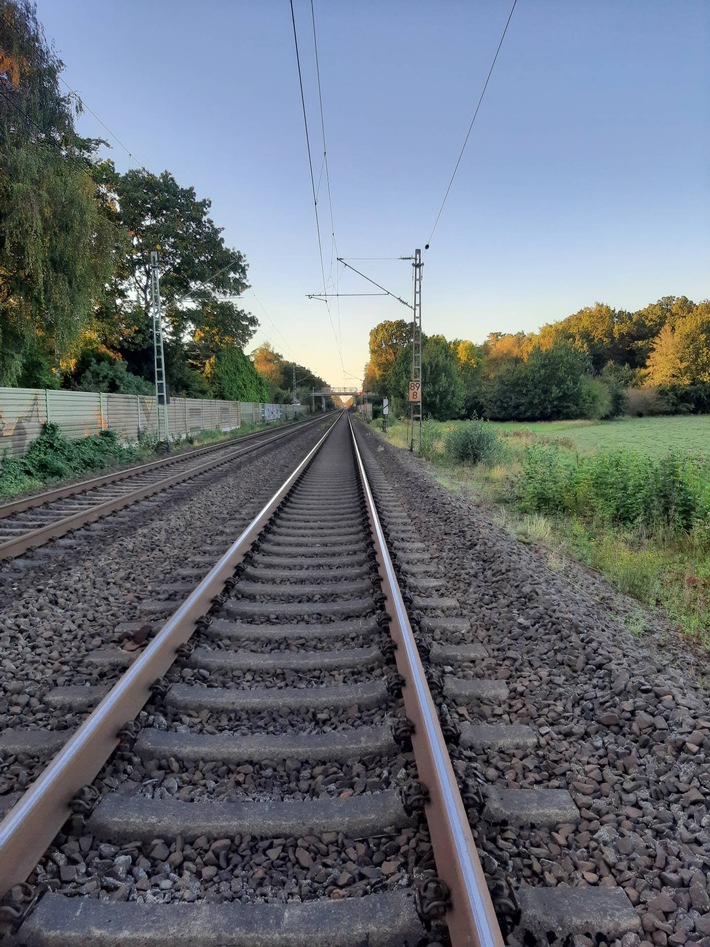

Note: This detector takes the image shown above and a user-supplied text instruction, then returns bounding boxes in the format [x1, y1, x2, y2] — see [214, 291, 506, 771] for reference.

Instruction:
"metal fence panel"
[0, 388, 48, 457]
[0, 387, 310, 458]
[46, 390, 103, 440]
[105, 394, 141, 442]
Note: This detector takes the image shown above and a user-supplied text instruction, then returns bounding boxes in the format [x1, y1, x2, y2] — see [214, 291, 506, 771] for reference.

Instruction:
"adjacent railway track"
[0, 412, 643, 946]
[0, 416, 323, 563]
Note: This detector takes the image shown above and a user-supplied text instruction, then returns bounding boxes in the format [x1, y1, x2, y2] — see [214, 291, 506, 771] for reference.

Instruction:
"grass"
[488, 415, 710, 459]
[378, 415, 710, 648]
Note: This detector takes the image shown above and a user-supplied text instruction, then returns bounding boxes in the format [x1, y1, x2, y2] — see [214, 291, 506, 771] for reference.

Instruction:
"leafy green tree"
[206, 347, 269, 402]
[523, 342, 589, 420]
[422, 336, 464, 420]
[366, 319, 411, 394]
[450, 339, 485, 417]
[482, 358, 529, 420]
[0, 0, 117, 385]
[74, 350, 154, 395]
[92, 166, 257, 388]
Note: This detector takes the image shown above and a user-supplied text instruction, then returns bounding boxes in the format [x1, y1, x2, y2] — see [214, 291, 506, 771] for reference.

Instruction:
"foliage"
[90, 165, 257, 388]
[251, 342, 330, 406]
[626, 386, 668, 417]
[0, 0, 118, 385]
[365, 319, 411, 396]
[444, 421, 501, 466]
[206, 346, 269, 402]
[421, 336, 464, 420]
[366, 294, 709, 425]
[8, 422, 141, 486]
[74, 350, 153, 394]
[516, 445, 706, 534]
[579, 376, 613, 420]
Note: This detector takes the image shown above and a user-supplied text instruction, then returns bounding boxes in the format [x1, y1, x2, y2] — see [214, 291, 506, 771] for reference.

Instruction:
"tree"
[422, 336, 464, 420]
[646, 324, 683, 386]
[450, 339, 485, 417]
[0, 0, 117, 385]
[205, 347, 269, 402]
[252, 342, 283, 391]
[523, 342, 589, 420]
[93, 166, 257, 390]
[482, 358, 528, 420]
[367, 319, 411, 394]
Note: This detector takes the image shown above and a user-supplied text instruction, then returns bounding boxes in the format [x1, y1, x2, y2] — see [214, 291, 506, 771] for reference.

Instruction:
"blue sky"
[35, 0, 710, 387]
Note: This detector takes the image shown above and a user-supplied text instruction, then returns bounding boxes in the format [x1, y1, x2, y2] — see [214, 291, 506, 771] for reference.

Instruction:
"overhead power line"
[426, 0, 519, 247]
[289, 0, 345, 374]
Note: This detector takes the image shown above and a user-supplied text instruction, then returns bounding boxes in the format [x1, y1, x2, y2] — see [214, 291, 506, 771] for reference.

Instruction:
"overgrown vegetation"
[0, 422, 143, 495]
[380, 416, 710, 646]
[444, 422, 502, 466]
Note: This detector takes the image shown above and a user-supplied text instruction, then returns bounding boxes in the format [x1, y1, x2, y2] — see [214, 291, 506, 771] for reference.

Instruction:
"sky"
[33, 0, 710, 389]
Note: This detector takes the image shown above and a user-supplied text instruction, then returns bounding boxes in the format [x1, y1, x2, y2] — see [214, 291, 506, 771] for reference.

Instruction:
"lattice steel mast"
[150, 251, 170, 443]
[408, 248, 423, 452]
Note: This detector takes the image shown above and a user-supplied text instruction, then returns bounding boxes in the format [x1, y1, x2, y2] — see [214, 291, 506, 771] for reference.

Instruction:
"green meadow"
[381, 415, 710, 647]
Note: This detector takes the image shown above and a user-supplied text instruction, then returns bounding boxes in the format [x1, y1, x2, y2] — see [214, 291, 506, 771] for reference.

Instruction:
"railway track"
[0, 413, 643, 946]
[0, 416, 323, 563]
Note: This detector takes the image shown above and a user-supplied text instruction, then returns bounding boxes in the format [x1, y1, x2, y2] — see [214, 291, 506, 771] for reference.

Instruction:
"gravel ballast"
[355, 422, 710, 947]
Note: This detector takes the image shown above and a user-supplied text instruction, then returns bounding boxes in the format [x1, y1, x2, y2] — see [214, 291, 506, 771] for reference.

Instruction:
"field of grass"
[380, 415, 710, 647]
[488, 415, 710, 459]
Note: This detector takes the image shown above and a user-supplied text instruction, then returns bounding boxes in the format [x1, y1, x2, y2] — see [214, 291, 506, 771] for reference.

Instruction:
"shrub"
[626, 386, 668, 417]
[10, 423, 143, 491]
[444, 422, 501, 466]
[579, 376, 613, 420]
[419, 420, 445, 460]
[516, 444, 707, 534]
[0, 455, 42, 496]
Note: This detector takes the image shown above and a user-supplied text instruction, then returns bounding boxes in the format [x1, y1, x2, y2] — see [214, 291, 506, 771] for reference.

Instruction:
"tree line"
[364, 295, 710, 421]
[0, 1, 325, 405]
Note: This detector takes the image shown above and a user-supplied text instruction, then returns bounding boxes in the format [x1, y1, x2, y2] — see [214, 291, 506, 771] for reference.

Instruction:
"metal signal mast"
[407, 248, 423, 452]
[150, 251, 170, 443]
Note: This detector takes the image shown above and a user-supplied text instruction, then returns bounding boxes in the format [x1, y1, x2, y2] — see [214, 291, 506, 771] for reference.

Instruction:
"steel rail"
[0, 414, 340, 898]
[348, 416, 504, 947]
[0, 416, 318, 520]
[0, 416, 327, 562]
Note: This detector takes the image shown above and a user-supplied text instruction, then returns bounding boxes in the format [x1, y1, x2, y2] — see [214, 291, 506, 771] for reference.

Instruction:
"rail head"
[347, 415, 504, 947]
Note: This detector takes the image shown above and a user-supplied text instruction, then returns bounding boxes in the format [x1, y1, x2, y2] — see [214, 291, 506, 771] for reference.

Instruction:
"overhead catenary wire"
[289, 0, 345, 376]
[309, 0, 342, 353]
[426, 0, 518, 247]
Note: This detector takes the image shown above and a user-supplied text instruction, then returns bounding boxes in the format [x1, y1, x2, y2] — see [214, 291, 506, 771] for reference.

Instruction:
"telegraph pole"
[292, 364, 297, 403]
[150, 251, 170, 444]
[407, 248, 423, 452]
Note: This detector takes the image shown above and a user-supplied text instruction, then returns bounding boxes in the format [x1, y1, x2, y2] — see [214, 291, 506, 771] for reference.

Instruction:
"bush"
[516, 444, 707, 533]
[8, 423, 143, 492]
[580, 376, 613, 420]
[626, 386, 668, 417]
[444, 422, 501, 466]
[0, 455, 42, 496]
